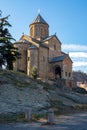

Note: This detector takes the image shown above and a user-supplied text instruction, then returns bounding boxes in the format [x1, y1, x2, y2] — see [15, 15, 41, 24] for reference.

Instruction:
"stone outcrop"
[0, 70, 87, 115]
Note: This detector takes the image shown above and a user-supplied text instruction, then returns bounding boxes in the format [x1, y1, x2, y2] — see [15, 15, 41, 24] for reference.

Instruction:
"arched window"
[65, 72, 67, 77]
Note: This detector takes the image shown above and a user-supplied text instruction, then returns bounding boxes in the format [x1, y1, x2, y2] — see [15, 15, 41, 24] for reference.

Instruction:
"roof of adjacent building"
[30, 14, 48, 26]
[49, 55, 67, 63]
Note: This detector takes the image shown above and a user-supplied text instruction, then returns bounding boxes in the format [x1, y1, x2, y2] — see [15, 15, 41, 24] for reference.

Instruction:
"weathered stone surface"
[0, 83, 50, 114]
[0, 70, 87, 115]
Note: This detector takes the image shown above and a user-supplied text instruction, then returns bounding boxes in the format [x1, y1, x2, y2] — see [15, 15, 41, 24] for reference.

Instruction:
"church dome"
[30, 14, 49, 26]
[29, 13, 49, 40]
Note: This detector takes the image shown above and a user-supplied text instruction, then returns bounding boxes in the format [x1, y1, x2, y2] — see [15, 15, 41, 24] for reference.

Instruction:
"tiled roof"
[30, 14, 48, 25]
[49, 55, 67, 63]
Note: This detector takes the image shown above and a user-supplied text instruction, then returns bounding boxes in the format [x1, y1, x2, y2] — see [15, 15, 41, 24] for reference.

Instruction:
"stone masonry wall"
[46, 37, 61, 59]
[14, 43, 28, 73]
[39, 46, 49, 79]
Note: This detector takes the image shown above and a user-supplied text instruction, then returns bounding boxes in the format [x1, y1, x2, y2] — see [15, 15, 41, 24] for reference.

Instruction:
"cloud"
[69, 52, 87, 58]
[62, 44, 87, 72]
[69, 52, 87, 68]
[62, 44, 87, 51]
[73, 61, 87, 67]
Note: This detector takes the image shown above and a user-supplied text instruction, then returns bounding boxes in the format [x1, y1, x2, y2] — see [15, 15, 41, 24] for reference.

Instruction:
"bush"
[31, 66, 38, 79]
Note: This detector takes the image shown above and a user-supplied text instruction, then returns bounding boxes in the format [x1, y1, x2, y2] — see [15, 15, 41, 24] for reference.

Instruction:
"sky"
[0, 0, 87, 73]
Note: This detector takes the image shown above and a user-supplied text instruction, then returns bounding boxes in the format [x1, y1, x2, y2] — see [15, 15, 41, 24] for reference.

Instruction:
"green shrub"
[31, 66, 38, 79]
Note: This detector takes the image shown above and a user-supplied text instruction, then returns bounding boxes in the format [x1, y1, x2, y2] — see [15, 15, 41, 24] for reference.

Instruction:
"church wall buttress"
[29, 48, 38, 76]
[13, 43, 27, 73]
[39, 47, 49, 79]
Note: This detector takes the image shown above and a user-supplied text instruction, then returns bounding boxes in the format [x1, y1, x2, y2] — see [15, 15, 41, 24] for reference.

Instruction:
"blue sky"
[0, 0, 87, 73]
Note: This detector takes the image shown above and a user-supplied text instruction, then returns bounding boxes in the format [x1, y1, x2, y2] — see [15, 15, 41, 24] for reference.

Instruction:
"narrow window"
[65, 72, 67, 77]
[54, 44, 56, 50]
[41, 28, 43, 36]
[36, 27, 38, 36]
[69, 72, 71, 77]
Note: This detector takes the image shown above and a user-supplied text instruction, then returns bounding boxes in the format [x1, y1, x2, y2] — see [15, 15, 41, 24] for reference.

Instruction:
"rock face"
[0, 70, 50, 114]
[0, 84, 49, 114]
[0, 70, 87, 115]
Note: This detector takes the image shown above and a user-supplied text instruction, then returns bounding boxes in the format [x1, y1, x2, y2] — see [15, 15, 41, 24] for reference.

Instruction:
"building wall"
[27, 48, 39, 76]
[38, 46, 49, 79]
[48, 56, 73, 80]
[14, 41, 72, 81]
[30, 23, 49, 40]
[48, 37, 61, 59]
[13, 43, 28, 73]
[62, 57, 72, 79]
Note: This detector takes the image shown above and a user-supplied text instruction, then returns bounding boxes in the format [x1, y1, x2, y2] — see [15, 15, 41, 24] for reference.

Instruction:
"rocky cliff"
[0, 70, 87, 115]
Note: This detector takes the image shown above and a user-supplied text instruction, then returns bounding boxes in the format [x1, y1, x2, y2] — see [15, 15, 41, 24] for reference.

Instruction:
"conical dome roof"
[30, 14, 48, 26]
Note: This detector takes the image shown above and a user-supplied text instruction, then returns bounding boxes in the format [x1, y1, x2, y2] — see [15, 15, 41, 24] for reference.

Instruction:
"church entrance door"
[55, 66, 61, 79]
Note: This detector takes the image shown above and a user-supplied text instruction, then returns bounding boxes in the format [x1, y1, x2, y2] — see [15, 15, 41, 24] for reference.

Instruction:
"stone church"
[13, 13, 73, 80]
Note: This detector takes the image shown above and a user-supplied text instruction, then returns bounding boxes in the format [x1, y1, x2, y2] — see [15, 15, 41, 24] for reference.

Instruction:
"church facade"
[13, 13, 73, 80]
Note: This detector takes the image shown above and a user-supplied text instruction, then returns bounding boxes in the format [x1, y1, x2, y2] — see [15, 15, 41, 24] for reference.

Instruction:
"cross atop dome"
[38, 9, 40, 14]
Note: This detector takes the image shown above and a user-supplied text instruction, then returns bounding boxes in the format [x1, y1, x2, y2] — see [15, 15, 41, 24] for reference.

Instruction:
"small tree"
[0, 12, 21, 69]
[31, 66, 38, 79]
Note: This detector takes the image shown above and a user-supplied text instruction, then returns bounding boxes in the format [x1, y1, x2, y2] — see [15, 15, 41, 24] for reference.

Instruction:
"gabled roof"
[43, 35, 55, 41]
[18, 39, 30, 44]
[30, 14, 48, 26]
[40, 43, 49, 49]
[29, 45, 38, 49]
[49, 55, 67, 63]
[49, 54, 73, 63]
[14, 34, 49, 49]
[43, 34, 62, 45]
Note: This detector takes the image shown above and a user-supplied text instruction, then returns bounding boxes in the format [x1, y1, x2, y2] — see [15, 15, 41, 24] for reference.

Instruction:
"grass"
[49, 99, 70, 115]
[0, 112, 25, 123]
[0, 69, 54, 90]
[43, 82, 54, 91]
[31, 113, 47, 122]
[0, 70, 31, 88]
[0, 112, 47, 123]
[36, 78, 55, 91]
[75, 104, 87, 110]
